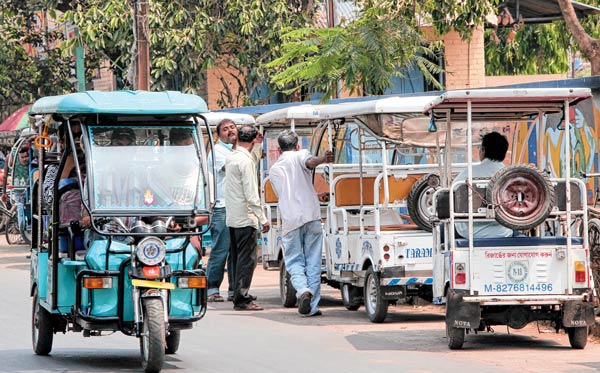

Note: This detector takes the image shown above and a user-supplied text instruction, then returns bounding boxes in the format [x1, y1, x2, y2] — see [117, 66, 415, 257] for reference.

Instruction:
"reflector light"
[142, 266, 162, 279]
[455, 262, 466, 285]
[383, 253, 390, 261]
[455, 273, 466, 285]
[177, 276, 207, 289]
[83, 277, 113, 289]
[575, 261, 586, 283]
[383, 245, 390, 252]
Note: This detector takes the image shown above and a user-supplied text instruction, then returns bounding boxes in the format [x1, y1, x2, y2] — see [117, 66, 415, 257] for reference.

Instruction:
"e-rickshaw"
[315, 96, 445, 322]
[255, 105, 327, 307]
[29, 91, 212, 372]
[426, 88, 595, 349]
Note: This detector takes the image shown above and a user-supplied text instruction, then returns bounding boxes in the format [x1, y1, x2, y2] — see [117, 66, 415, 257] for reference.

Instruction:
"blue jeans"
[206, 208, 233, 297]
[282, 220, 323, 315]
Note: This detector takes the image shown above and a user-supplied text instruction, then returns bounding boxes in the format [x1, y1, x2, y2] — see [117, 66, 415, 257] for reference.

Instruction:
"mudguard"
[446, 289, 480, 329]
[562, 299, 595, 328]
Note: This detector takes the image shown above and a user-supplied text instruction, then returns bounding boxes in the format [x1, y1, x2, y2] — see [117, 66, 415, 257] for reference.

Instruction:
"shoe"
[208, 294, 225, 302]
[305, 310, 322, 317]
[298, 291, 312, 315]
[234, 302, 263, 311]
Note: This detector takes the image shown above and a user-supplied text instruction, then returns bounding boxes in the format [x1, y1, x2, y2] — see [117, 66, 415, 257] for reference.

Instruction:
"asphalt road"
[1, 241, 600, 372]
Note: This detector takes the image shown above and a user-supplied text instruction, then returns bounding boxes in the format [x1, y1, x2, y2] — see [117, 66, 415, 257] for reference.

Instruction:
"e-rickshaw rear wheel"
[280, 260, 297, 308]
[165, 330, 181, 354]
[31, 287, 53, 355]
[341, 283, 362, 311]
[446, 322, 465, 350]
[140, 298, 165, 372]
[587, 218, 600, 302]
[364, 267, 388, 323]
[567, 326, 588, 349]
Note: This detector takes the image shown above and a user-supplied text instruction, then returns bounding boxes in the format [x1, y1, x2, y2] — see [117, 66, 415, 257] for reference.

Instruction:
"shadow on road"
[0, 348, 183, 372]
[346, 329, 565, 352]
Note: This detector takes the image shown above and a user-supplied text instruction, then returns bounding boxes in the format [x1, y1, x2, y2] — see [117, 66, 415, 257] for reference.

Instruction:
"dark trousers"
[229, 226, 257, 307]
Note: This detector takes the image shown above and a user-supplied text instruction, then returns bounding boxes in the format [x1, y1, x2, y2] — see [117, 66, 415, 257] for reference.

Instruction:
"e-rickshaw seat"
[334, 174, 422, 207]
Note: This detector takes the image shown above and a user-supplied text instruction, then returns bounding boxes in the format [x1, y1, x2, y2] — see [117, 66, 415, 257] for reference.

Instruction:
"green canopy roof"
[31, 90, 208, 115]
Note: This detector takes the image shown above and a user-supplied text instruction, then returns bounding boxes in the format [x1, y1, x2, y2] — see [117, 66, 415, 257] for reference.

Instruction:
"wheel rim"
[418, 186, 436, 221]
[366, 274, 378, 312]
[496, 176, 545, 219]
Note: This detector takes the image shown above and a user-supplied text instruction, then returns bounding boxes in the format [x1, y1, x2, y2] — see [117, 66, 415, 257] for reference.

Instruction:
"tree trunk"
[557, 0, 600, 76]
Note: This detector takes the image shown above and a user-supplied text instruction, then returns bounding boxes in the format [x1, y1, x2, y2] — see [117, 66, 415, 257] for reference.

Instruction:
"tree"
[61, 1, 313, 107]
[558, 0, 600, 76]
[267, 0, 512, 101]
[0, 3, 73, 115]
[484, 23, 571, 76]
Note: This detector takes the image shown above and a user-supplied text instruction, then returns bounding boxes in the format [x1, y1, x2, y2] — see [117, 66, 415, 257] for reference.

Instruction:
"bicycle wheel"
[0, 200, 9, 231]
[6, 214, 22, 245]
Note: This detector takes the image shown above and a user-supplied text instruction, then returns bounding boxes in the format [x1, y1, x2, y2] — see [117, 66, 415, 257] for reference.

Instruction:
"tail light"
[83, 277, 113, 289]
[574, 261, 586, 283]
[177, 276, 207, 289]
[142, 266, 161, 279]
[455, 263, 466, 285]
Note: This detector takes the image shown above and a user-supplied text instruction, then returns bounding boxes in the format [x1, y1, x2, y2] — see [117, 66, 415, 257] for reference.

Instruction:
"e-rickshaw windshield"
[85, 125, 207, 213]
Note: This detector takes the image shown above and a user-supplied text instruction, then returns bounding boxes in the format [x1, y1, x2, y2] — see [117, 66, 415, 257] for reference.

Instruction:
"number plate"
[132, 279, 175, 290]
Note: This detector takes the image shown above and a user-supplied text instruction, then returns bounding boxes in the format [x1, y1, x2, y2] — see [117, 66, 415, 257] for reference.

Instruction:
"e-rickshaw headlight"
[136, 237, 167, 266]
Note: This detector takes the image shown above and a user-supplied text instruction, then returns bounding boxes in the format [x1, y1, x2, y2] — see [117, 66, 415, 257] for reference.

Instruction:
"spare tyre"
[487, 164, 554, 230]
[407, 174, 440, 232]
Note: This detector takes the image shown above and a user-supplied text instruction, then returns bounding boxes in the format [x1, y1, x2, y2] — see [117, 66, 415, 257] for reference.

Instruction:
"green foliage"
[485, 23, 570, 75]
[0, 4, 73, 109]
[423, 0, 500, 40]
[267, 2, 443, 101]
[62, 0, 313, 107]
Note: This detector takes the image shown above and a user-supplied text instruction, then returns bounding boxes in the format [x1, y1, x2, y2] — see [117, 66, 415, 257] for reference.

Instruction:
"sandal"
[234, 302, 263, 311]
[208, 294, 224, 302]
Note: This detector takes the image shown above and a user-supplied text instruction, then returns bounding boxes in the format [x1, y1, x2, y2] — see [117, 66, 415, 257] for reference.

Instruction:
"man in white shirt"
[225, 124, 270, 311]
[269, 130, 333, 316]
[206, 119, 237, 302]
[454, 131, 513, 239]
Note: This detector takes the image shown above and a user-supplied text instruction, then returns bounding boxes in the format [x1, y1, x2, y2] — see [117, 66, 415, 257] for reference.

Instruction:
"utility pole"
[135, 0, 150, 90]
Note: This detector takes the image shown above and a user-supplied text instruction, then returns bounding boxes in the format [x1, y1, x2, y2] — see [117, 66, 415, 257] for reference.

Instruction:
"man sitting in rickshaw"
[453, 131, 513, 239]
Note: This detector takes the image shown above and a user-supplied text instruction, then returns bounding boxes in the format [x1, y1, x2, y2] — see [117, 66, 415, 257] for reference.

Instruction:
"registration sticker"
[506, 261, 528, 283]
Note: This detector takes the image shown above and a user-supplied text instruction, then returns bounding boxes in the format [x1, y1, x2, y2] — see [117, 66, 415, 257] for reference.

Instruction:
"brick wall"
[92, 61, 116, 91]
[441, 28, 486, 90]
[486, 74, 567, 87]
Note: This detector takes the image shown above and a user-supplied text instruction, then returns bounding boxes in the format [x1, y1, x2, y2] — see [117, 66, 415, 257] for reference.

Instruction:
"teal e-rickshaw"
[29, 91, 213, 372]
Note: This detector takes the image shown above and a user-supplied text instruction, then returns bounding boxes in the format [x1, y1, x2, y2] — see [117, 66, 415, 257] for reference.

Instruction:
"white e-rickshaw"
[426, 88, 595, 349]
[315, 96, 445, 322]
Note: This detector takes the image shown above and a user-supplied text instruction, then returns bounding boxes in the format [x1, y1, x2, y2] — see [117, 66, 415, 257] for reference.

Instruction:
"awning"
[0, 104, 32, 133]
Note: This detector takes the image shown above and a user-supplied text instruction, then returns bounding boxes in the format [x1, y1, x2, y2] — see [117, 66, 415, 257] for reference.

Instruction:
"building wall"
[92, 61, 117, 91]
[486, 74, 567, 87]
[440, 28, 486, 90]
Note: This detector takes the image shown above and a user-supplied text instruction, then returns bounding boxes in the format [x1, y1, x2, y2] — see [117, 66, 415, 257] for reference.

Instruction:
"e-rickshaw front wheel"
[31, 288, 53, 355]
[280, 260, 297, 308]
[140, 298, 166, 372]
